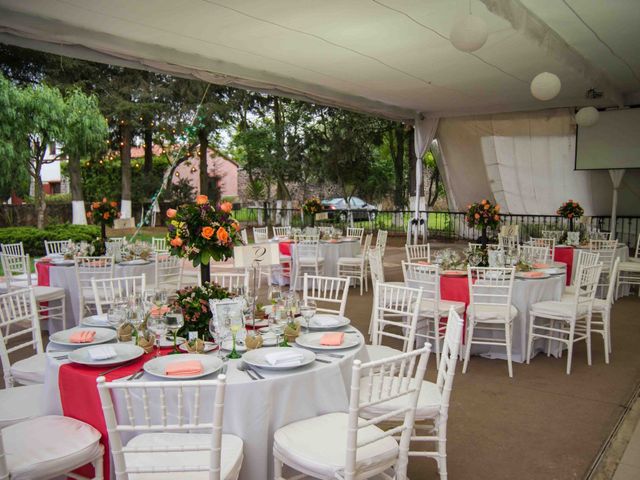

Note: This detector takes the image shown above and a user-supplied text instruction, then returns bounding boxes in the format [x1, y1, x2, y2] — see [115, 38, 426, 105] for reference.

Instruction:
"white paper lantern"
[530, 72, 561, 101]
[450, 15, 488, 52]
[575, 106, 599, 127]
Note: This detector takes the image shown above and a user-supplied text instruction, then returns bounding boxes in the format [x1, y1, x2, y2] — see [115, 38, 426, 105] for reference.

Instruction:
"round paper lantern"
[530, 72, 561, 101]
[575, 106, 599, 127]
[450, 15, 488, 52]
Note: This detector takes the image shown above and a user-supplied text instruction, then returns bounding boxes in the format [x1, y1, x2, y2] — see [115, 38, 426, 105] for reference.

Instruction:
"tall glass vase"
[478, 225, 489, 248]
[200, 263, 210, 286]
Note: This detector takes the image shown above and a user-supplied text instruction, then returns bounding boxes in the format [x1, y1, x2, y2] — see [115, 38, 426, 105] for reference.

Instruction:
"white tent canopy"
[0, 0, 638, 216]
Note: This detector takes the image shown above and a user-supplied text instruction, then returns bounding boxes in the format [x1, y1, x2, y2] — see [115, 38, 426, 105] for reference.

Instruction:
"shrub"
[0, 224, 100, 257]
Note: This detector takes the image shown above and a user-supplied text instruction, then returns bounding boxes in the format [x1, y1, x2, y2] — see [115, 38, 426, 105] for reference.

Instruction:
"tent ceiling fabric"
[0, 0, 639, 121]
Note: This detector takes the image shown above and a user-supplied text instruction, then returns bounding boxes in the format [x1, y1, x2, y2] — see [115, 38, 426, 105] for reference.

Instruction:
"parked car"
[321, 197, 378, 222]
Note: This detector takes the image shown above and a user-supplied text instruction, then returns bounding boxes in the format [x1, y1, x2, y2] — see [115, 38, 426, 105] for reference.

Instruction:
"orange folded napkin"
[150, 305, 170, 316]
[523, 271, 545, 278]
[39, 258, 52, 264]
[417, 261, 431, 265]
[70, 330, 96, 343]
[165, 360, 204, 377]
[320, 332, 345, 346]
[532, 263, 549, 269]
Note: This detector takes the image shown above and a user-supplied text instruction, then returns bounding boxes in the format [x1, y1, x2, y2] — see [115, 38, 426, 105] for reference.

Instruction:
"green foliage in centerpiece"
[173, 282, 231, 340]
[302, 197, 322, 216]
[87, 198, 120, 227]
[557, 200, 584, 220]
[465, 199, 501, 230]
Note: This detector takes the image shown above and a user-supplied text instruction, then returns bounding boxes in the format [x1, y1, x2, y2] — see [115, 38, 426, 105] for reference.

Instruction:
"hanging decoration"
[575, 106, 599, 127]
[450, 15, 488, 52]
[530, 72, 561, 101]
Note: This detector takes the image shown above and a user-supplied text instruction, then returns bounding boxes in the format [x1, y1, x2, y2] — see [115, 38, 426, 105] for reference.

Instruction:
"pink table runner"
[35, 261, 51, 286]
[439, 275, 473, 342]
[553, 247, 574, 285]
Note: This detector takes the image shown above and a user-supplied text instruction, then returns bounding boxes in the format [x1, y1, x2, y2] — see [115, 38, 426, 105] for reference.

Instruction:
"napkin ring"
[284, 322, 301, 342]
[117, 323, 134, 342]
[137, 333, 155, 354]
[245, 334, 263, 350]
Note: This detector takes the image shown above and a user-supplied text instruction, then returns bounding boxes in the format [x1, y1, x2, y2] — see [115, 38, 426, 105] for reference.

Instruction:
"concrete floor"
[5, 236, 640, 479]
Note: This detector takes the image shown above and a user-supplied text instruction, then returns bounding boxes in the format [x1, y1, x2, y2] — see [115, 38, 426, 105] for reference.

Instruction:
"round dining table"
[42, 328, 367, 480]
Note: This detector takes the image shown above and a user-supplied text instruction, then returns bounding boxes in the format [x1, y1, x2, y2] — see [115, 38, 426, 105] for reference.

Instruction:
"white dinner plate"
[306, 314, 350, 330]
[81, 314, 111, 328]
[295, 331, 360, 350]
[243, 347, 315, 371]
[68, 343, 144, 367]
[178, 341, 217, 353]
[220, 339, 247, 352]
[143, 354, 223, 380]
[120, 259, 151, 265]
[49, 327, 117, 347]
[248, 318, 269, 328]
[515, 272, 550, 280]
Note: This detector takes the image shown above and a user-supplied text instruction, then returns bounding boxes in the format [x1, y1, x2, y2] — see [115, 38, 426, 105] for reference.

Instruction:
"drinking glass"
[106, 305, 126, 333]
[227, 310, 244, 359]
[300, 300, 317, 332]
[268, 284, 282, 306]
[147, 315, 167, 357]
[165, 306, 185, 354]
[270, 299, 289, 347]
[208, 317, 228, 361]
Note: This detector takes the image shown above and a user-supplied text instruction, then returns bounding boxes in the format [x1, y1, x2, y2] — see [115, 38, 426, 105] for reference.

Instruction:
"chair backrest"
[633, 234, 640, 259]
[346, 227, 364, 243]
[97, 374, 228, 480]
[252, 227, 268, 243]
[518, 244, 549, 263]
[605, 258, 620, 306]
[151, 237, 167, 252]
[295, 235, 320, 262]
[468, 242, 499, 250]
[435, 309, 464, 411]
[0, 254, 33, 288]
[376, 230, 388, 257]
[210, 271, 250, 294]
[570, 263, 603, 313]
[44, 239, 72, 256]
[589, 239, 617, 274]
[92, 275, 147, 315]
[542, 230, 563, 242]
[591, 231, 613, 241]
[154, 255, 183, 291]
[348, 346, 430, 480]
[367, 247, 385, 286]
[74, 256, 115, 307]
[0, 288, 43, 388]
[402, 261, 440, 319]
[468, 267, 516, 320]
[498, 234, 518, 250]
[371, 282, 423, 352]
[355, 234, 373, 269]
[303, 274, 350, 316]
[0, 242, 24, 257]
[528, 237, 555, 259]
[272, 226, 291, 237]
[405, 243, 431, 263]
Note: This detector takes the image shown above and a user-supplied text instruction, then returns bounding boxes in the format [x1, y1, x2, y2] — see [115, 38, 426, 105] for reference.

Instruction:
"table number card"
[315, 212, 329, 220]
[233, 243, 280, 268]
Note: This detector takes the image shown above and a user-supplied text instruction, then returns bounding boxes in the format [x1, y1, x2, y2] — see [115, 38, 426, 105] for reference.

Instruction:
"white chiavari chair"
[405, 243, 431, 263]
[302, 274, 350, 316]
[153, 255, 184, 291]
[97, 374, 243, 480]
[468, 242, 499, 251]
[589, 239, 617, 297]
[591, 258, 619, 364]
[376, 229, 389, 258]
[563, 250, 600, 299]
[402, 261, 465, 364]
[527, 262, 602, 374]
[75, 256, 115, 317]
[337, 234, 372, 295]
[272, 226, 291, 238]
[517, 244, 549, 264]
[211, 270, 251, 293]
[346, 227, 364, 244]
[44, 240, 72, 256]
[0, 242, 24, 257]
[273, 346, 430, 480]
[151, 237, 167, 252]
[1, 254, 66, 330]
[616, 234, 640, 297]
[252, 227, 268, 243]
[291, 235, 323, 291]
[498, 234, 518, 251]
[0, 288, 45, 387]
[91, 275, 146, 315]
[463, 266, 517, 378]
[367, 248, 403, 340]
[360, 309, 463, 480]
[528, 237, 555, 259]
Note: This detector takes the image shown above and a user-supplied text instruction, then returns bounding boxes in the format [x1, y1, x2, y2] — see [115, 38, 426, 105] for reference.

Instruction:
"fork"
[237, 362, 258, 380]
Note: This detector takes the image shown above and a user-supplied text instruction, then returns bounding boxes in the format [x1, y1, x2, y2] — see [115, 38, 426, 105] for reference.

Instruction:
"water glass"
[147, 315, 167, 357]
[300, 300, 316, 332]
[165, 306, 185, 354]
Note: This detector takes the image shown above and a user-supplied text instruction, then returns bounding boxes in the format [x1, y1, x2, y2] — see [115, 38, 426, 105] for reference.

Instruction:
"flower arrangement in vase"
[166, 195, 241, 284]
[557, 200, 584, 231]
[173, 282, 230, 340]
[465, 199, 501, 248]
[302, 197, 322, 227]
[87, 198, 120, 245]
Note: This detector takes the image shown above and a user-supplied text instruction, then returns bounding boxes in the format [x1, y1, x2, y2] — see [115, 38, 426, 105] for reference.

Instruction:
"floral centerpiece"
[172, 282, 230, 340]
[557, 200, 584, 231]
[62, 239, 104, 258]
[86, 198, 120, 245]
[302, 197, 322, 227]
[166, 195, 241, 284]
[121, 240, 153, 261]
[466, 199, 501, 247]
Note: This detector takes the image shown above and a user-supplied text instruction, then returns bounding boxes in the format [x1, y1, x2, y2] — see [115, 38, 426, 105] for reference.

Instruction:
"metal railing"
[234, 206, 640, 248]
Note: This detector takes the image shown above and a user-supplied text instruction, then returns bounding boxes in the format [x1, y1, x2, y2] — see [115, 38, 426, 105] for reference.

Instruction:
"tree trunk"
[34, 170, 46, 229]
[120, 123, 132, 218]
[408, 127, 417, 199]
[392, 126, 406, 209]
[143, 128, 154, 173]
[68, 153, 86, 225]
[198, 129, 209, 197]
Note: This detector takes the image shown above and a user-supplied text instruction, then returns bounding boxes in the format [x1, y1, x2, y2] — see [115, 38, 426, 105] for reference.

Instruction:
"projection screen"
[575, 108, 640, 170]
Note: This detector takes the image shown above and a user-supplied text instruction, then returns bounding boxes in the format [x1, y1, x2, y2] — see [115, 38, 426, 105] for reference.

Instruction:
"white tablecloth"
[43, 330, 367, 480]
[48, 262, 156, 334]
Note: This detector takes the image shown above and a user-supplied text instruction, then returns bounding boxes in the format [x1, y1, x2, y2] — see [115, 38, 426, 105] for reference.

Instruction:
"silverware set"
[237, 362, 264, 380]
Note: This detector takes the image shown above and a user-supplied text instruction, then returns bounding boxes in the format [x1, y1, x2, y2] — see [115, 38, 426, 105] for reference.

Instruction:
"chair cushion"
[125, 432, 243, 479]
[0, 384, 44, 428]
[531, 300, 589, 319]
[32, 286, 66, 302]
[273, 412, 398, 478]
[420, 299, 466, 317]
[337, 257, 362, 265]
[3, 415, 102, 480]
[618, 261, 640, 272]
[360, 378, 442, 421]
[10, 353, 46, 385]
[298, 257, 324, 265]
[467, 304, 517, 321]
[365, 344, 403, 363]
[592, 298, 609, 313]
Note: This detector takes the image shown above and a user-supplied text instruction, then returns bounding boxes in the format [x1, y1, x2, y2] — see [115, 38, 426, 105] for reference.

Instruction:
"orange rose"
[474, 213, 480, 219]
[201, 226, 214, 240]
[495, 204, 500, 212]
[220, 201, 233, 213]
[166, 208, 177, 219]
[170, 237, 183, 247]
[195, 195, 209, 205]
[216, 227, 229, 243]
[103, 212, 110, 220]
[232, 222, 241, 232]
[484, 204, 490, 210]
[494, 215, 500, 221]
[110, 201, 117, 208]
[481, 199, 487, 205]
[102, 197, 107, 203]
[91, 202, 100, 210]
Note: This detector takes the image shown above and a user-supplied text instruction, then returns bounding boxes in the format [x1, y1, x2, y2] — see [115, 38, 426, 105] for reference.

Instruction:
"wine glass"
[268, 284, 281, 306]
[270, 299, 288, 347]
[147, 315, 167, 357]
[300, 300, 316, 332]
[227, 310, 244, 359]
[127, 306, 144, 346]
[165, 306, 185, 354]
[208, 317, 228, 361]
[106, 305, 126, 333]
